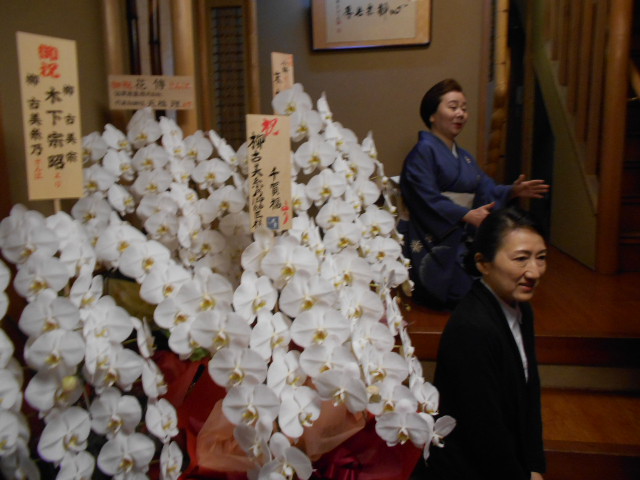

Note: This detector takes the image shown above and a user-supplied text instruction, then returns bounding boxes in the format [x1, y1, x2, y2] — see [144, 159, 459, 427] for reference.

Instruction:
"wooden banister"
[596, 0, 634, 274]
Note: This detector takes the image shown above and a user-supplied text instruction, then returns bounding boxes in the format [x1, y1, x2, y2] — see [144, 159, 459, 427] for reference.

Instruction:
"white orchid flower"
[184, 130, 214, 162]
[233, 271, 277, 323]
[0, 215, 58, 266]
[23, 328, 85, 371]
[83, 163, 117, 195]
[154, 294, 198, 334]
[293, 134, 336, 174]
[139, 260, 191, 304]
[118, 240, 171, 282]
[102, 148, 134, 181]
[339, 285, 385, 324]
[241, 228, 275, 273]
[361, 130, 378, 159]
[24, 369, 82, 414]
[351, 318, 395, 358]
[169, 182, 199, 210]
[351, 177, 381, 208]
[291, 182, 311, 213]
[234, 422, 271, 463]
[131, 168, 173, 197]
[375, 405, 433, 448]
[360, 346, 409, 386]
[266, 350, 307, 396]
[366, 380, 415, 416]
[160, 116, 184, 144]
[89, 387, 142, 437]
[145, 208, 179, 243]
[222, 383, 279, 431]
[183, 310, 251, 354]
[313, 365, 368, 414]
[429, 415, 456, 449]
[261, 240, 318, 288]
[103, 123, 131, 152]
[175, 268, 233, 313]
[412, 381, 440, 415]
[261, 434, 313, 480]
[306, 169, 347, 206]
[0, 329, 16, 369]
[83, 131, 108, 163]
[218, 211, 250, 237]
[289, 306, 350, 348]
[141, 358, 168, 399]
[272, 83, 313, 115]
[0, 410, 21, 456]
[160, 441, 183, 480]
[371, 258, 409, 288]
[322, 221, 363, 253]
[37, 407, 91, 463]
[208, 184, 246, 217]
[18, 289, 80, 337]
[82, 296, 133, 344]
[277, 386, 321, 439]
[127, 107, 162, 148]
[136, 192, 175, 221]
[298, 341, 358, 378]
[192, 158, 233, 189]
[290, 108, 322, 143]
[0, 368, 22, 411]
[342, 143, 375, 181]
[94, 217, 147, 268]
[131, 316, 158, 358]
[250, 311, 292, 361]
[57, 450, 95, 480]
[107, 183, 136, 215]
[0, 442, 40, 479]
[317, 91, 333, 124]
[145, 398, 179, 443]
[70, 273, 103, 313]
[279, 272, 336, 318]
[315, 198, 357, 230]
[358, 205, 396, 238]
[82, 338, 144, 391]
[70, 193, 112, 238]
[96, 431, 155, 477]
[383, 292, 406, 337]
[361, 236, 402, 264]
[209, 346, 267, 388]
[320, 250, 372, 288]
[132, 143, 170, 172]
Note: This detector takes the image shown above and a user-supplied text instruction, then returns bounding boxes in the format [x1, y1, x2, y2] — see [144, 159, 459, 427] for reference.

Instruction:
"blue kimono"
[399, 131, 512, 308]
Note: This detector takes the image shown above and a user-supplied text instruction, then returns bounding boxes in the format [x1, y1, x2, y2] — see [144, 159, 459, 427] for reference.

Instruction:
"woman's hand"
[511, 174, 550, 199]
[462, 202, 496, 227]
[531, 472, 544, 480]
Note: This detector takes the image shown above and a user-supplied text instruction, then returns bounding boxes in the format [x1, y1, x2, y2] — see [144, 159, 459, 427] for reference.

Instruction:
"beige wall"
[256, 0, 488, 177]
[0, 0, 108, 212]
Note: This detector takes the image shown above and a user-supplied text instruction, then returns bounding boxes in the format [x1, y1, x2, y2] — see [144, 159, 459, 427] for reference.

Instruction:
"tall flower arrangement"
[0, 83, 453, 479]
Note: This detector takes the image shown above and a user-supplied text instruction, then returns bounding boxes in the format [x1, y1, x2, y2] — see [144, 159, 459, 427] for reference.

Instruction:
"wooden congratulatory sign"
[271, 52, 294, 98]
[246, 114, 292, 233]
[17, 31, 84, 201]
[108, 74, 195, 110]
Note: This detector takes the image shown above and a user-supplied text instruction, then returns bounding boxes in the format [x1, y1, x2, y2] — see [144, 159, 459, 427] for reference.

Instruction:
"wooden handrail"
[596, 0, 634, 274]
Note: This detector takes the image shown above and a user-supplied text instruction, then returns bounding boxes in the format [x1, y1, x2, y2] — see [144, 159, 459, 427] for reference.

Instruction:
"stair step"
[542, 388, 640, 480]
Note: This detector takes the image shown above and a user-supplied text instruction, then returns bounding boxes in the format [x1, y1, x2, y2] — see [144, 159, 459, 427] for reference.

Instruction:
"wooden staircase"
[405, 247, 640, 480]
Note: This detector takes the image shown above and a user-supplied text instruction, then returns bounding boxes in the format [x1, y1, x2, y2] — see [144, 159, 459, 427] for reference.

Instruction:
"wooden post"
[170, 0, 199, 135]
[102, 0, 131, 130]
[596, 0, 633, 274]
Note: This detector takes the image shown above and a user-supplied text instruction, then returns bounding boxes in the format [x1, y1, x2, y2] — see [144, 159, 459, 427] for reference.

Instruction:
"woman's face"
[430, 90, 468, 141]
[477, 227, 547, 306]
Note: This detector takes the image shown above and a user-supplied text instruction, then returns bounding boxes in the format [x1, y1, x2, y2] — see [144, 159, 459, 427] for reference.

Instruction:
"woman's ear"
[475, 253, 489, 275]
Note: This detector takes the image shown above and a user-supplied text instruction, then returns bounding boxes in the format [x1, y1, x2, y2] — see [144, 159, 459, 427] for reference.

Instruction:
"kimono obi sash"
[442, 191, 475, 209]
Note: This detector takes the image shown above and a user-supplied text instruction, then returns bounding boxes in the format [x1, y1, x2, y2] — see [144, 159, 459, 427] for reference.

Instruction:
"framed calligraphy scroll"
[312, 0, 431, 50]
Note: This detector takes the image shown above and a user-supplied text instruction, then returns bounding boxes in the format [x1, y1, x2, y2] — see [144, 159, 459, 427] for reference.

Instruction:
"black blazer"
[424, 281, 546, 480]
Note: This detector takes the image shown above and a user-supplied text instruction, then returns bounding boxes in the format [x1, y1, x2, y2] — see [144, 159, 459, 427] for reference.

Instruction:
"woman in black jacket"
[424, 206, 547, 480]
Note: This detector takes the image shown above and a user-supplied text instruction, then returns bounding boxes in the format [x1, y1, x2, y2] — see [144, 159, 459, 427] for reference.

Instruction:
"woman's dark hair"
[471, 206, 547, 265]
[420, 78, 463, 128]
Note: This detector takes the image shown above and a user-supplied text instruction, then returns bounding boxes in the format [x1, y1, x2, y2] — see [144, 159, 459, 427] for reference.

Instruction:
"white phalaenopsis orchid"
[0, 82, 451, 479]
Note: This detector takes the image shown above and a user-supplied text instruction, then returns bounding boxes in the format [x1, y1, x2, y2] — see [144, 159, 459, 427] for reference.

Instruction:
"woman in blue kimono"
[399, 79, 548, 309]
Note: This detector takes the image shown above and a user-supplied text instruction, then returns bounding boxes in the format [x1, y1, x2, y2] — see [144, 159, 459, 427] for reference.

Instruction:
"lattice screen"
[209, 6, 247, 148]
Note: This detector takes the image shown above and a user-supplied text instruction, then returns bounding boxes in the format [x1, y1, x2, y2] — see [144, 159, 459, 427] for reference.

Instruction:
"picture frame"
[311, 0, 431, 50]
